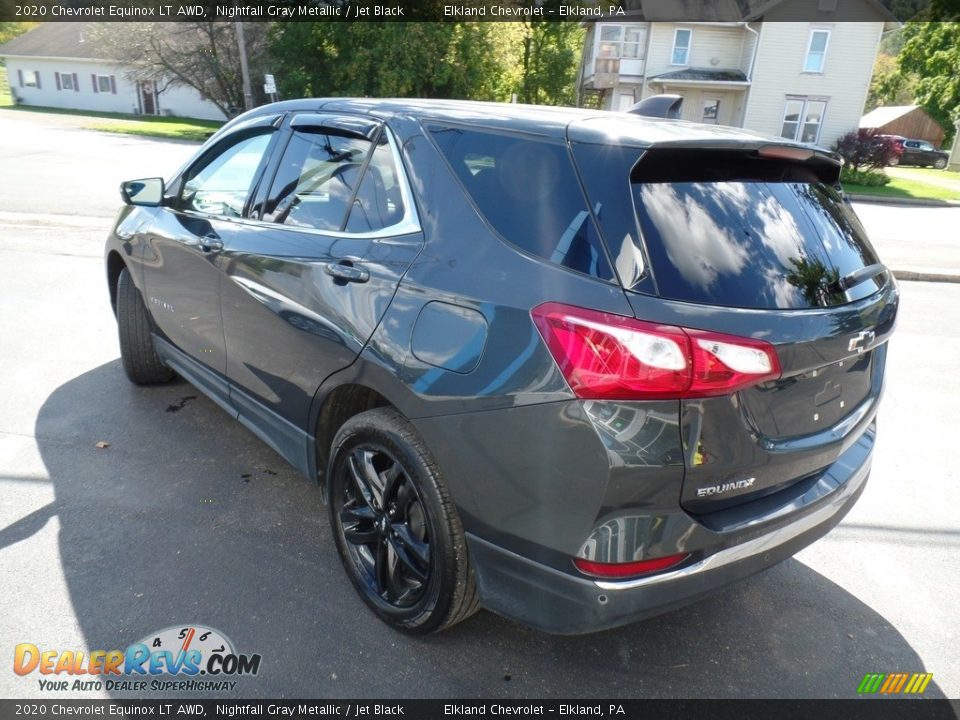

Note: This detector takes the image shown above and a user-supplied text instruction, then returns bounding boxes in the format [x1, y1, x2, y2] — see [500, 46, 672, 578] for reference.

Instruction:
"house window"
[781, 98, 827, 144]
[96, 75, 112, 93]
[598, 25, 644, 59]
[623, 27, 643, 59]
[804, 29, 830, 73]
[22, 70, 39, 88]
[60, 73, 74, 90]
[672, 28, 692, 65]
[599, 25, 622, 58]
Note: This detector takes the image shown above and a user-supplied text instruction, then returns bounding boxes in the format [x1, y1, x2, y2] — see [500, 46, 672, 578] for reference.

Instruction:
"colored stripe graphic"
[858, 672, 932, 694]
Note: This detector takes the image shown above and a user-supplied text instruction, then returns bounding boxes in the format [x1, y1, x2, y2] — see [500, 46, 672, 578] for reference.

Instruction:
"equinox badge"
[697, 478, 756, 498]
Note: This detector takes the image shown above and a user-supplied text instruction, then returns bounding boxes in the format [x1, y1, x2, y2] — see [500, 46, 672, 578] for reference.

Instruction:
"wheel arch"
[312, 382, 397, 487]
[106, 250, 127, 317]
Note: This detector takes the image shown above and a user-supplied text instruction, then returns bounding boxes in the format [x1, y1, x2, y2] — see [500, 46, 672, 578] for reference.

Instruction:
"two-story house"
[577, 1, 897, 149]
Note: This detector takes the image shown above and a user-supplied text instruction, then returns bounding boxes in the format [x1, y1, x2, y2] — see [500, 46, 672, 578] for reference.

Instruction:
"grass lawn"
[844, 174, 960, 203]
[5, 104, 222, 142]
[887, 166, 960, 184]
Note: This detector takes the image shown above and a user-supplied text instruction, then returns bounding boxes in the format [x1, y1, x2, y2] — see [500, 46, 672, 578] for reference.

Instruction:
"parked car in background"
[871, 134, 905, 166]
[105, 99, 898, 635]
[889, 137, 949, 169]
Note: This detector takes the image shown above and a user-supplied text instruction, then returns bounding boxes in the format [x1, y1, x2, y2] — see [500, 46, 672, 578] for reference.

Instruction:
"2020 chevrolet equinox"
[105, 99, 897, 634]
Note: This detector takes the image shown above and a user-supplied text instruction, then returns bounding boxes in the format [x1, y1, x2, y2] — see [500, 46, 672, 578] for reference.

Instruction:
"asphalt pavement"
[0, 111, 958, 700]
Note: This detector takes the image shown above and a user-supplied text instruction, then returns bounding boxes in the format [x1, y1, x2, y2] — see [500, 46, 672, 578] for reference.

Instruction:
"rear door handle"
[324, 261, 370, 284]
[199, 236, 223, 253]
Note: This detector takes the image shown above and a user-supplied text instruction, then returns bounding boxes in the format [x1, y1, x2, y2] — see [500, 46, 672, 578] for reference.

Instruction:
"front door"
[219, 114, 423, 437]
[140, 81, 156, 115]
[141, 126, 278, 388]
[701, 97, 721, 124]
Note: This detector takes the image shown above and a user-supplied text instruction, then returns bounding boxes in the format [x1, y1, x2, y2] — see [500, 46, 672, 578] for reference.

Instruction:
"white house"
[0, 23, 225, 121]
[577, 0, 898, 150]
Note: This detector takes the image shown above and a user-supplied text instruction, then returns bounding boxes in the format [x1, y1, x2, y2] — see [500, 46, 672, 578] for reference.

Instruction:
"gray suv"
[106, 99, 898, 634]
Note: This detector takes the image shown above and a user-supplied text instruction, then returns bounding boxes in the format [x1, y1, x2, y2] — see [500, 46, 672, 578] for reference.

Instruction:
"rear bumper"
[467, 437, 871, 634]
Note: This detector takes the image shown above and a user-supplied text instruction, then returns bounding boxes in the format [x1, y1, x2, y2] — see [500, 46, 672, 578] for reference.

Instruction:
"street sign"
[264, 74, 276, 94]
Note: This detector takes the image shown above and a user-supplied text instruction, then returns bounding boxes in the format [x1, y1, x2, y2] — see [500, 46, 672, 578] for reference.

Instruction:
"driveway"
[1, 115, 957, 700]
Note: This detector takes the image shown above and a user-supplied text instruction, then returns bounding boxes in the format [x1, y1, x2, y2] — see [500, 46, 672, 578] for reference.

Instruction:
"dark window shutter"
[110, 75, 116, 94]
[92, 74, 98, 93]
[17, 69, 23, 88]
[73, 73, 79, 92]
[55, 72, 61, 90]
[35, 72, 40, 90]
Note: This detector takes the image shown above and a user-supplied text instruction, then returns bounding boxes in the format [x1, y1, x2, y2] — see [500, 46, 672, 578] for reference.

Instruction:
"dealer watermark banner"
[1, 700, 960, 720]
[0, 0, 945, 23]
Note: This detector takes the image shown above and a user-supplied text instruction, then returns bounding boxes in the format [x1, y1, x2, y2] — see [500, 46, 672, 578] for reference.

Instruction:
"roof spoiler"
[628, 95, 683, 120]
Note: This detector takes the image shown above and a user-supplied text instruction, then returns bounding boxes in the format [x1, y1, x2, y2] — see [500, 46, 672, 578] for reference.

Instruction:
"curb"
[893, 269, 960, 284]
[847, 194, 960, 208]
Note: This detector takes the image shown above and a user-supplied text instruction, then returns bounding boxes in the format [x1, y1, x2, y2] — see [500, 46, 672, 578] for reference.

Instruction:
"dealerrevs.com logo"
[14, 624, 261, 693]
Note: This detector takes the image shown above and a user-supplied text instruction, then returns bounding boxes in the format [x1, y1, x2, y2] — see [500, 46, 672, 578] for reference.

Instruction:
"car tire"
[887, 156, 899, 166]
[934, 158, 947, 170]
[116, 267, 175, 385]
[327, 407, 479, 634]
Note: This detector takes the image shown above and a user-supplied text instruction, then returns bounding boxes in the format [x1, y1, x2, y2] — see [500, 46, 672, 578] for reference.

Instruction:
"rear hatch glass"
[630, 149, 883, 310]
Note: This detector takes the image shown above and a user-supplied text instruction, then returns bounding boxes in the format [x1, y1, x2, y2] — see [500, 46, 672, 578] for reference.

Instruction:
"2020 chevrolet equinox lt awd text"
[105, 99, 897, 634]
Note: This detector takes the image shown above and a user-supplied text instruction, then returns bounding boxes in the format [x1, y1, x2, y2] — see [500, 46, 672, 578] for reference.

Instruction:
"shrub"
[833, 128, 899, 171]
[840, 166, 891, 187]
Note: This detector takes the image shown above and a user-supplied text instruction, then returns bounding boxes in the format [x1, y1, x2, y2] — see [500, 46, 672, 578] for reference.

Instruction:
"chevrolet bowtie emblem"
[848, 330, 876, 354]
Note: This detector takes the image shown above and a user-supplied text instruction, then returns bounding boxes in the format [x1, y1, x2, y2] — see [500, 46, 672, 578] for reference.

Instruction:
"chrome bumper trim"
[594, 457, 869, 592]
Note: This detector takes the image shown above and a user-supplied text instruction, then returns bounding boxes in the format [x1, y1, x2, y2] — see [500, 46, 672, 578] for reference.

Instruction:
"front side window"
[429, 126, 613, 281]
[180, 132, 273, 217]
[672, 28, 692, 65]
[804, 29, 830, 73]
[781, 98, 827, 144]
[262, 127, 405, 233]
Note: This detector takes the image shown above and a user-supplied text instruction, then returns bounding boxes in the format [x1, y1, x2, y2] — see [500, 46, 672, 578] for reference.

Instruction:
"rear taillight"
[574, 553, 689, 579]
[531, 302, 780, 400]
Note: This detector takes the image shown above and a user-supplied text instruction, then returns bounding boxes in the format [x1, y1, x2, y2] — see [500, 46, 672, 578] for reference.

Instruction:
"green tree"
[268, 21, 518, 102]
[898, 21, 960, 142]
[517, 7, 585, 106]
[0, 22, 36, 46]
[865, 52, 917, 111]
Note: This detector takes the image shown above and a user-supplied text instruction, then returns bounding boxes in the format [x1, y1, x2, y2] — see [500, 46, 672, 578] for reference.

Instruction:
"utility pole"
[235, 20, 254, 111]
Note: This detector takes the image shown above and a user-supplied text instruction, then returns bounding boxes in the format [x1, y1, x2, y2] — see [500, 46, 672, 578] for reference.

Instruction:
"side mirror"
[121, 178, 165, 207]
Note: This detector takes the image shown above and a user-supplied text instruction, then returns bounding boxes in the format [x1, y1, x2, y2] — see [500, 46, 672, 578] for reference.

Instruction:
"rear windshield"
[633, 179, 883, 309]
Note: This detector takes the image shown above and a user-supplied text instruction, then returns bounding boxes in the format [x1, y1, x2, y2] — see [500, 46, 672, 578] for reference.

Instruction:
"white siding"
[645, 23, 747, 78]
[3, 57, 225, 121]
[742, 21, 884, 149]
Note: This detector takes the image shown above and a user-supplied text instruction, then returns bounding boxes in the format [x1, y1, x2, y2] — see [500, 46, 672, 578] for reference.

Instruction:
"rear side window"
[263, 129, 405, 233]
[633, 180, 882, 309]
[428, 126, 613, 281]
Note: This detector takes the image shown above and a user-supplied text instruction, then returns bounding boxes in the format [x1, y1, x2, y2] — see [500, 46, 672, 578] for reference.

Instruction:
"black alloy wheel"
[339, 445, 431, 608]
[327, 408, 478, 633]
